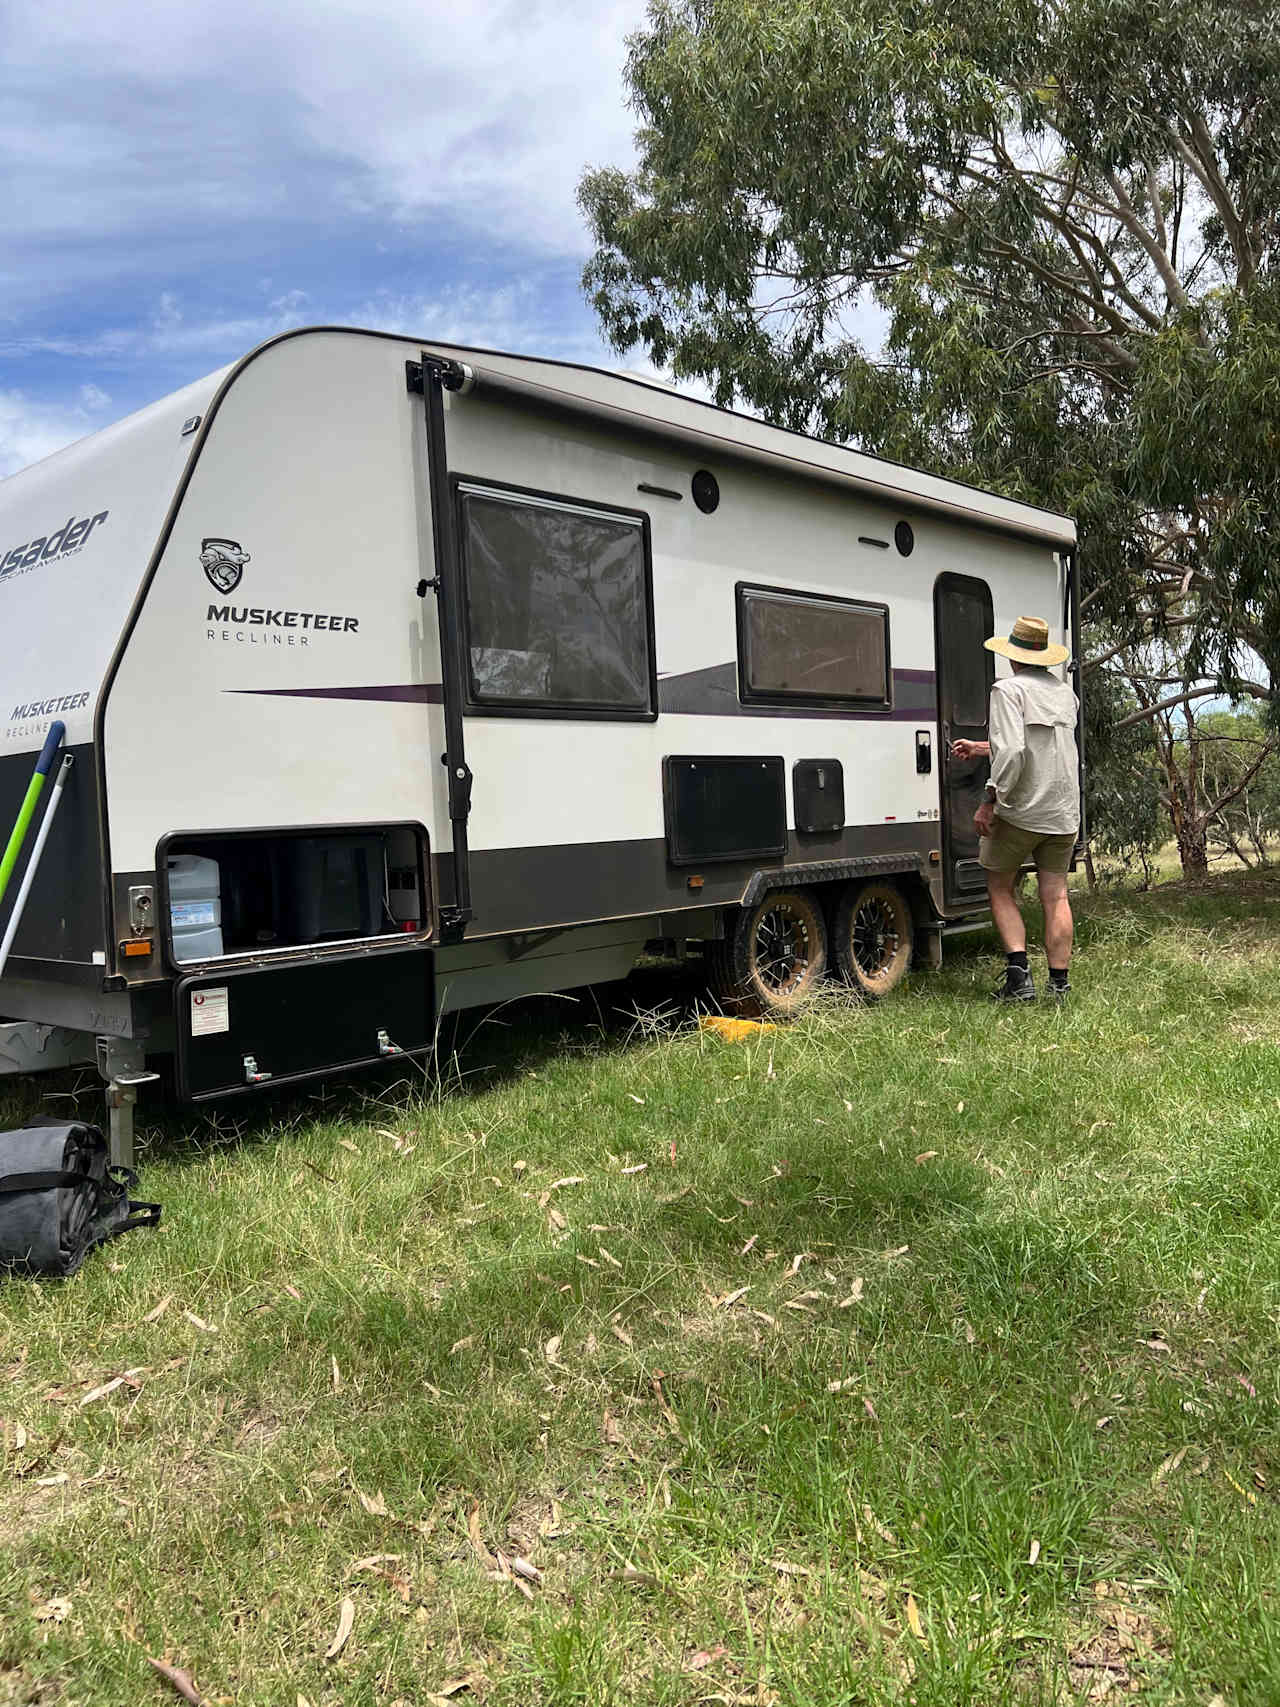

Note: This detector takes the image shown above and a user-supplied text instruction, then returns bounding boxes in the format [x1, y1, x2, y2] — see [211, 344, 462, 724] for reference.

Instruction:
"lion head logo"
[200, 537, 250, 595]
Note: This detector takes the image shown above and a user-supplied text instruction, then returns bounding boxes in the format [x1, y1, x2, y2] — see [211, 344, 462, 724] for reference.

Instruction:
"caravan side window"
[457, 482, 656, 719]
[737, 584, 891, 708]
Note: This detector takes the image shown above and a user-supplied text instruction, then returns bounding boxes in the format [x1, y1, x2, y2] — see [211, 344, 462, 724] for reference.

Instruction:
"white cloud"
[0, 0, 645, 295]
[0, 1, 659, 474]
[0, 294, 312, 364]
[350, 281, 610, 364]
[286, 0, 642, 249]
[4, 274, 608, 380]
[0, 392, 99, 477]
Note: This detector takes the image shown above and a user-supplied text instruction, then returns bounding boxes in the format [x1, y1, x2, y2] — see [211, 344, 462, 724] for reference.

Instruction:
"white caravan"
[0, 328, 1079, 1158]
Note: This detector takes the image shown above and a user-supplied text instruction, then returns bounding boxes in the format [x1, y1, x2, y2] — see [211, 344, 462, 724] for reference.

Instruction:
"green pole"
[0, 721, 66, 908]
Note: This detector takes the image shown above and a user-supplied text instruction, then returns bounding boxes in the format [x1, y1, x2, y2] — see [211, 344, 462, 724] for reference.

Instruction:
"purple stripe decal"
[226, 683, 443, 704]
[226, 667, 937, 717]
[659, 661, 936, 721]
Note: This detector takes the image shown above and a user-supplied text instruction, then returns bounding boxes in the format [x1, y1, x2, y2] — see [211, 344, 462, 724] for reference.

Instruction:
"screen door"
[934, 574, 995, 906]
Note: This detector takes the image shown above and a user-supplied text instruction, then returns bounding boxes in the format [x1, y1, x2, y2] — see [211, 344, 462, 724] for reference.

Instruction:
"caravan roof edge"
[231, 325, 1077, 549]
[2, 325, 1074, 548]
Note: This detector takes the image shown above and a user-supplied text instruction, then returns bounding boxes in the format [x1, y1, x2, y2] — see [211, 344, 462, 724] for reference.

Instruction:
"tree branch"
[980, 234, 1152, 342]
[1037, 200, 1167, 331]
[1113, 681, 1271, 731]
[1105, 169, 1188, 312]
[1144, 161, 1169, 254]
[1169, 121, 1253, 284]
[1202, 740, 1275, 821]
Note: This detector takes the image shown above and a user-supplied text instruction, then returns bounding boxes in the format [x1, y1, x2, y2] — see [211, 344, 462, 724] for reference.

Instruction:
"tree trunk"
[1163, 706, 1210, 880]
[1084, 840, 1098, 890]
[1176, 817, 1210, 878]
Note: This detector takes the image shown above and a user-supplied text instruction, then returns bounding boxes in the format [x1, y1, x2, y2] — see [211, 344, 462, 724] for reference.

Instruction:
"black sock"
[1007, 950, 1029, 971]
[1048, 966, 1069, 987]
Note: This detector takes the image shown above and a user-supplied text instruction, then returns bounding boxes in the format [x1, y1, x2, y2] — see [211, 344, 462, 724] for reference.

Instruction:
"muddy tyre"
[833, 880, 912, 999]
[708, 888, 828, 1017]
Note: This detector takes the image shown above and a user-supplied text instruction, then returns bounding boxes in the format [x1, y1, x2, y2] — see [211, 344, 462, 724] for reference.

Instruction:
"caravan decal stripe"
[225, 669, 935, 718]
[225, 684, 444, 704]
[658, 663, 936, 721]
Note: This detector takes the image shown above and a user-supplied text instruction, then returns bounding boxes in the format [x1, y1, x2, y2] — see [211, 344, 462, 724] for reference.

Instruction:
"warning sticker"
[191, 986, 229, 1037]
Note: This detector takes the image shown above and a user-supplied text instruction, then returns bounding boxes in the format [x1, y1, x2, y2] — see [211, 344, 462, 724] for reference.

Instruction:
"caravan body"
[0, 328, 1077, 1140]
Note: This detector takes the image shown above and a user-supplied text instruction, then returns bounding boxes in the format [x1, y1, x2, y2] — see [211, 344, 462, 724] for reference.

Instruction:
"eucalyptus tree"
[1081, 666, 1166, 887]
[1196, 710, 1280, 868]
[580, 0, 1280, 709]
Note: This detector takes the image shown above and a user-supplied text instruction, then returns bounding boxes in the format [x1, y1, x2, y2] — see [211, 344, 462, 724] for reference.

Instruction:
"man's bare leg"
[1037, 870, 1073, 974]
[986, 868, 1026, 953]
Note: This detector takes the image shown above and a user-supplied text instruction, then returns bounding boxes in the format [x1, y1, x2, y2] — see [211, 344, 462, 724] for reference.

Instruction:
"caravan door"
[934, 573, 994, 908]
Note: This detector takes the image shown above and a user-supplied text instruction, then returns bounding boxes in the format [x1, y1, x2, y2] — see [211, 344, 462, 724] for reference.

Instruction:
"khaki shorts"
[979, 816, 1077, 875]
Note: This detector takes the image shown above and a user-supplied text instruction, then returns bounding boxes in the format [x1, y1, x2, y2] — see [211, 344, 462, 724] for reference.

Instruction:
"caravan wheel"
[709, 889, 828, 1017]
[834, 881, 912, 999]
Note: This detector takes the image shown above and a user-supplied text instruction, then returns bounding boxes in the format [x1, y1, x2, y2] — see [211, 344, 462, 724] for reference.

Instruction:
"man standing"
[951, 616, 1080, 1001]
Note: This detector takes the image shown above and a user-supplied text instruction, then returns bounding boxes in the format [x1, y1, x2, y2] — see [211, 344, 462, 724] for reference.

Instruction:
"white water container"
[168, 853, 224, 961]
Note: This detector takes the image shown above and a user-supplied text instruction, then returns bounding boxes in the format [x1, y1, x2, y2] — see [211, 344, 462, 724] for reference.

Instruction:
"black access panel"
[793, 759, 845, 834]
[663, 754, 787, 864]
[175, 946, 434, 1101]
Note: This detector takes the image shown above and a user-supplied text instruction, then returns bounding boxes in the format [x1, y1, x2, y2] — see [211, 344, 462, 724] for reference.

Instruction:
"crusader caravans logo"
[200, 537, 250, 594]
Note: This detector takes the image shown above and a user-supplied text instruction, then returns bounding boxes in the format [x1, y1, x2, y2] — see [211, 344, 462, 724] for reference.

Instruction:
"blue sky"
[0, 0, 649, 475]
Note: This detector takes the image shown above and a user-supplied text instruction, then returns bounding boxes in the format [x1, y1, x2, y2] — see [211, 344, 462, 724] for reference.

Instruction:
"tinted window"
[460, 487, 653, 715]
[740, 588, 889, 704]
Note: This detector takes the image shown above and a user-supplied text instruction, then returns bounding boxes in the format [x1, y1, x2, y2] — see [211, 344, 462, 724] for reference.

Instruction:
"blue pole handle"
[34, 721, 66, 776]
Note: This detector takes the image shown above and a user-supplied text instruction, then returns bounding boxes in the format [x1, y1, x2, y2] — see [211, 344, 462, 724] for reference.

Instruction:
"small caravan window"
[738, 584, 890, 707]
[458, 484, 655, 718]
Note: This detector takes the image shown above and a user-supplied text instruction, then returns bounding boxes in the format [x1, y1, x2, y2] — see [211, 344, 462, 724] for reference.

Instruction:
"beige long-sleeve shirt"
[987, 671, 1081, 835]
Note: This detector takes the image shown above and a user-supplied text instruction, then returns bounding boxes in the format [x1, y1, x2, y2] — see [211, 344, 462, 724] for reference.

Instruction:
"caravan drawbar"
[0, 328, 1079, 1159]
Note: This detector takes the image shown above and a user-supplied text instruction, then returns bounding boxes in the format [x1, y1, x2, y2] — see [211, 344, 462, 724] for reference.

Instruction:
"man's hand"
[951, 738, 990, 762]
[973, 800, 996, 838]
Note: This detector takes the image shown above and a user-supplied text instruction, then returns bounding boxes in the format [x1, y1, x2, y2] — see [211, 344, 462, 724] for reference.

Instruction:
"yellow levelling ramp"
[698, 1015, 778, 1042]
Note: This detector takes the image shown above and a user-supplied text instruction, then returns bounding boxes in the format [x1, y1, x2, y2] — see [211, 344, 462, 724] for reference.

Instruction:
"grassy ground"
[4, 872, 1280, 1706]
[1086, 840, 1266, 890]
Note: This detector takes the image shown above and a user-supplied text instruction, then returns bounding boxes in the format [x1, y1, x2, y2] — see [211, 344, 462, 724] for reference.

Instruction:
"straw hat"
[984, 615, 1069, 667]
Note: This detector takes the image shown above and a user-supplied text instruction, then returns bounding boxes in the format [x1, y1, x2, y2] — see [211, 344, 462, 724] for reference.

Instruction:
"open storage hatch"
[159, 823, 430, 964]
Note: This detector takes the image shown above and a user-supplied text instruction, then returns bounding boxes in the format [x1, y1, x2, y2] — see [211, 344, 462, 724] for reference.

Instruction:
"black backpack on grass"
[0, 1121, 160, 1279]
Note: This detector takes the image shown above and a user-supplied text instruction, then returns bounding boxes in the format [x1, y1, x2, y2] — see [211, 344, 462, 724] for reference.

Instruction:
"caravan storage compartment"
[159, 825, 428, 963]
[175, 945, 434, 1099]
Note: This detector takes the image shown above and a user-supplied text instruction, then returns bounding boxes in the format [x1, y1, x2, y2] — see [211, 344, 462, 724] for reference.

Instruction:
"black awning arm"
[408, 354, 474, 942]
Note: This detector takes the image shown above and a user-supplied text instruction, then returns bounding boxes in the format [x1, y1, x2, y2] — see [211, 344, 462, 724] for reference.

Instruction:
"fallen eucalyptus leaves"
[324, 1596, 355, 1660]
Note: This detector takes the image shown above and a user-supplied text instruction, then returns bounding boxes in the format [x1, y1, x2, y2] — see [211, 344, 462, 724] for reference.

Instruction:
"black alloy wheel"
[833, 880, 913, 999]
[709, 888, 828, 1016]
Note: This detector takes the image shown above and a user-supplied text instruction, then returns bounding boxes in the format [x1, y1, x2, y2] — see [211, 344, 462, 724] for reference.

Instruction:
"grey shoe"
[1046, 977, 1071, 1000]
[992, 965, 1035, 1003]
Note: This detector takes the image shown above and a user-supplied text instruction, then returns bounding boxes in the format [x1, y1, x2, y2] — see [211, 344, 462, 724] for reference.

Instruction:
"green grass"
[5, 871, 1280, 1704]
